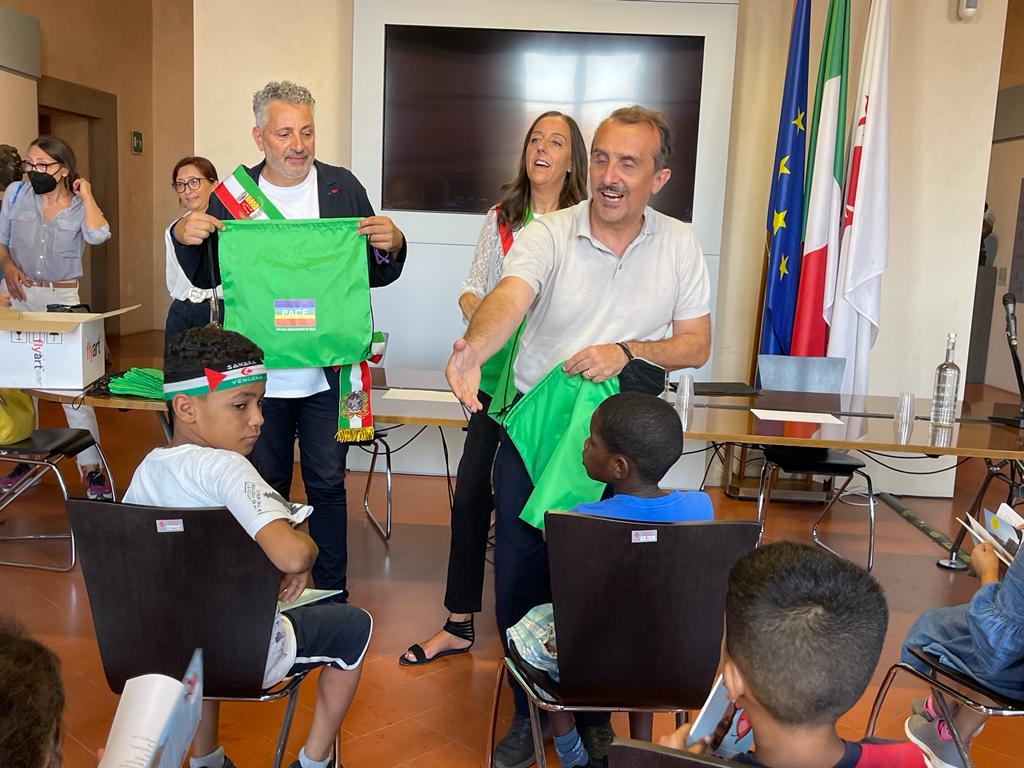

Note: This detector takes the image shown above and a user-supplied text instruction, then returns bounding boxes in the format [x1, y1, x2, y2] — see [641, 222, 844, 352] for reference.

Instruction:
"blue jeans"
[902, 552, 1024, 701]
[249, 369, 350, 595]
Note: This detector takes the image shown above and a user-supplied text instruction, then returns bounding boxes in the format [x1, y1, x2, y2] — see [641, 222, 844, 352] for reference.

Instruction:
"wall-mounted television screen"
[382, 25, 704, 221]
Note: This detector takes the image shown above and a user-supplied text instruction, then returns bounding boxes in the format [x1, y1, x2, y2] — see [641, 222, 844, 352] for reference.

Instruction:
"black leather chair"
[755, 354, 877, 570]
[67, 499, 333, 768]
[866, 646, 1024, 768]
[0, 428, 115, 571]
[486, 512, 760, 768]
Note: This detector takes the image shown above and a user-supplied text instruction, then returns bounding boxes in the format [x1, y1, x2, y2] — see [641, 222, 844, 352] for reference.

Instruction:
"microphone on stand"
[1004, 292, 1018, 347]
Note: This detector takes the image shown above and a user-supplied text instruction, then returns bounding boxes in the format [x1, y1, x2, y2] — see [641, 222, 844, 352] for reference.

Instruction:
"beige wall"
[152, 1, 194, 329]
[0, 0, 196, 333]
[1000, 0, 1024, 89]
[0, 70, 37, 156]
[193, 0, 352, 171]
[714, 1, 1007, 407]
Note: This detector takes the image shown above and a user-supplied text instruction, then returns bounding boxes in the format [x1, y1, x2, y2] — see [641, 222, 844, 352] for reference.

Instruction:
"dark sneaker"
[495, 715, 539, 768]
[0, 463, 36, 492]
[85, 469, 113, 501]
[905, 713, 967, 768]
[579, 721, 615, 761]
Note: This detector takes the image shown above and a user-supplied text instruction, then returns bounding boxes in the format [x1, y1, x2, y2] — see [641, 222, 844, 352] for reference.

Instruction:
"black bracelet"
[616, 341, 634, 362]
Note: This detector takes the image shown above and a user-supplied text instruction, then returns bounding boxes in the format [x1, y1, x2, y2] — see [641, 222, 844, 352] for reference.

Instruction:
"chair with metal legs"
[755, 355, 877, 570]
[0, 428, 116, 571]
[360, 425, 395, 541]
[67, 500, 338, 768]
[866, 646, 1024, 768]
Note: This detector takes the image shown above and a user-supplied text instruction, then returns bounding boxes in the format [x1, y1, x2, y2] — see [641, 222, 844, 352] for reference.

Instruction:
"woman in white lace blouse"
[401, 111, 588, 666]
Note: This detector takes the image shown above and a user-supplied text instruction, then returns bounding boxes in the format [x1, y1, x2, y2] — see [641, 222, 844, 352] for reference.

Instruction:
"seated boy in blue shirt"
[661, 542, 925, 768]
[508, 392, 712, 768]
[125, 326, 370, 768]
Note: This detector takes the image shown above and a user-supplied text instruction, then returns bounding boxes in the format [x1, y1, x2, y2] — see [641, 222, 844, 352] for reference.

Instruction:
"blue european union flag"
[759, 0, 810, 356]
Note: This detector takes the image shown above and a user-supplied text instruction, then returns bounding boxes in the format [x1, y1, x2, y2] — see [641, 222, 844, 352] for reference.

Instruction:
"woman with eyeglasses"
[164, 157, 220, 345]
[0, 136, 113, 500]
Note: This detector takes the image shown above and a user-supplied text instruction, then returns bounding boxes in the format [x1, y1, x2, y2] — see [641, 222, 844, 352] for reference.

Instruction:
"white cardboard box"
[0, 305, 140, 389]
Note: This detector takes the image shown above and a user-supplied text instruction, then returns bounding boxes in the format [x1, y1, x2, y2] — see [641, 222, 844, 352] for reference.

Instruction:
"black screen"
[382, 25, 704, 221]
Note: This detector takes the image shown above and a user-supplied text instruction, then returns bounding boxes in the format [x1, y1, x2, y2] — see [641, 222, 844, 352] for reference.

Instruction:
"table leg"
[156, 412, 172, 444]
[937, 459, 1015, 570]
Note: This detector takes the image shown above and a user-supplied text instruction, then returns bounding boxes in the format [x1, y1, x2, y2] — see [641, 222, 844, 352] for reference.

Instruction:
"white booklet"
[99, 649, 203, 768]
[959, 515, 1016, 568]
[279, 588, 345, 612]
[685, 673, 754, 759]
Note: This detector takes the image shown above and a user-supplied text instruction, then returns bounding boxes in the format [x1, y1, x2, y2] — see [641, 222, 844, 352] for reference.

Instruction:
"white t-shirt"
[165, 220, 223, 302]
[501, 200, 711, 392]
[258, 166, 330, 399]
[125, 444, 314, 687]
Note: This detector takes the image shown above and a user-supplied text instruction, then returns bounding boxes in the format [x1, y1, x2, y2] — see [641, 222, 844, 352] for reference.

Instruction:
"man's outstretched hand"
[446, 338, 483, 412]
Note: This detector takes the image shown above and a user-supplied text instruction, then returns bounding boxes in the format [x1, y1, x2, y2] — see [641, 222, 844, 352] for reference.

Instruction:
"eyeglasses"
[21, 160, 62, 173]
[172, 177, 213, 193]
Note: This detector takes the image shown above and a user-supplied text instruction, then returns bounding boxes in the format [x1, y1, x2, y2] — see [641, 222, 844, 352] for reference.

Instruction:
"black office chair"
[486, 512, 761, 768]
[755, 354, 877, 570]
[866, 646, 1024, 768]
[0, 428, 115, 571]
[67, 500, 333, 768]
[608, 738, 746, 767]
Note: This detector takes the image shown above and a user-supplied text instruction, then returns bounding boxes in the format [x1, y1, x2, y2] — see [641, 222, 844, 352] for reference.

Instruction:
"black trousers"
[164, 298, 223, 349]
[249, 369, 350, 596]
[443, 391, 500, 614]
[493, 431, 609, 726]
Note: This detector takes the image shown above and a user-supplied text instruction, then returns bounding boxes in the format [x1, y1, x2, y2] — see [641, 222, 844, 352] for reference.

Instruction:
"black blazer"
[171, 159, 407, 290]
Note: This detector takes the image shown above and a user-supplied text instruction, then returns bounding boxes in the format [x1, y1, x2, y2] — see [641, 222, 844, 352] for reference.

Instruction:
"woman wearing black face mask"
[0, 135, 114, 500]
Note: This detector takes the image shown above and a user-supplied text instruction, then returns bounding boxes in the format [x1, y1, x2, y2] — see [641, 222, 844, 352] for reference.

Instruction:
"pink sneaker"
[0, 463, 37, 492]
[85, 469, 113, 501]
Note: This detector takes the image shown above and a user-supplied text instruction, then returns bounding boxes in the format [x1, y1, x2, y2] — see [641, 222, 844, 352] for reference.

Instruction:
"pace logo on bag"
[273, 299, 316, 331]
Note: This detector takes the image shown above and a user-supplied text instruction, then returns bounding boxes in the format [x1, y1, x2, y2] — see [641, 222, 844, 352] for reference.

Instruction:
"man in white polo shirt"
[446, 105, 711, 767]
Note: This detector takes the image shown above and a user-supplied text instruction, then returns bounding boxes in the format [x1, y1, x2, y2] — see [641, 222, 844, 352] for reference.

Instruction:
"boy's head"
[582, 392, 683, 487]
[0, 616, 64, 768]
[723, 542, 888, 729]
[164, 326, 267, 455]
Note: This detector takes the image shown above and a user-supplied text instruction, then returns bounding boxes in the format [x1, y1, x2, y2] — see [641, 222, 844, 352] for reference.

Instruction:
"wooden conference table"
[28, 374, 1024, 559]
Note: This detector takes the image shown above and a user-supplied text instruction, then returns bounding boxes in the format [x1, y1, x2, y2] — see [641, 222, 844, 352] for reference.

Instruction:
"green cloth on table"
[108, 368, 165, 400]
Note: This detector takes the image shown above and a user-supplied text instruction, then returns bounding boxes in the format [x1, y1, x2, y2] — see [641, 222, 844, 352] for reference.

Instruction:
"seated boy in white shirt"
[125, 325, 370, 768]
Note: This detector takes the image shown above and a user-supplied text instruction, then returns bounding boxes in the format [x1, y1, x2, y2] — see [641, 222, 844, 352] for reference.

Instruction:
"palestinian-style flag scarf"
[213, 165, 383, 443]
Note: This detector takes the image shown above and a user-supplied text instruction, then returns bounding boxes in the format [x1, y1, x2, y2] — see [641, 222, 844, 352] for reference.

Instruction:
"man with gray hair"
[446, 105, 711, 767]
[172, 81, 407, 617]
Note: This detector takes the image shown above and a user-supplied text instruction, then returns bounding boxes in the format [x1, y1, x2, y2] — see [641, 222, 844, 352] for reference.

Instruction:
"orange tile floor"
[1, 334, 1020, 767]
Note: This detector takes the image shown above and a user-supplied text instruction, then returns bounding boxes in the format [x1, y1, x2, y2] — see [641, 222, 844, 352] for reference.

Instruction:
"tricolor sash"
[213, 165, 383, 443]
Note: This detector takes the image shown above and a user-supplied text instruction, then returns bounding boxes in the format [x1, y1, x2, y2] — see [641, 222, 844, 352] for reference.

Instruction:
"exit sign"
[130, 131, 143, 154]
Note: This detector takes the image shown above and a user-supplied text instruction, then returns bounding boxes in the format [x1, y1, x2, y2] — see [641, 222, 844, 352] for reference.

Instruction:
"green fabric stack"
[108, 368, 165, 400]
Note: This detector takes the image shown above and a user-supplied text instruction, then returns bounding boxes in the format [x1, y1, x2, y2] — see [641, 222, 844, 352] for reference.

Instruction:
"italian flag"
[335, 331, 386, 443]
[790, 0, 849, 356]
[213, 165, 283, 221]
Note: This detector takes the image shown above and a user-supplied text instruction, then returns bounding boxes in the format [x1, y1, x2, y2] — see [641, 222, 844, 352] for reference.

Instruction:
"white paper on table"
[750, 409, 842, 424]
[382, 388, 459, 403]
[279, 588, 346, 611]
[99, 674, 184, 768]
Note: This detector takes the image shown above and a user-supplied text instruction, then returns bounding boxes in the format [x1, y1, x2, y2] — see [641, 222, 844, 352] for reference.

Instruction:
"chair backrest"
[757, 354, 845, 394]
[608, 738, 744, 767]
[545, 512, 760, 708]
[67, 499, 281, 697]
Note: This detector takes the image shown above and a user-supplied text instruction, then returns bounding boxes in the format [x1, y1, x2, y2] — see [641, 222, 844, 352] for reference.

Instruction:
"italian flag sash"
[214, 165, 383, 444]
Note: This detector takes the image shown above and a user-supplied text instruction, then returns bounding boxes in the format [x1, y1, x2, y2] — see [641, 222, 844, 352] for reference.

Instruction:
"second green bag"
[219, 218, 371, 369]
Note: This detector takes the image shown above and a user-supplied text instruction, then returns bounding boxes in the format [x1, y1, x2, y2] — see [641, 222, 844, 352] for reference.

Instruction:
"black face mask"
[28, 170, 58, 195]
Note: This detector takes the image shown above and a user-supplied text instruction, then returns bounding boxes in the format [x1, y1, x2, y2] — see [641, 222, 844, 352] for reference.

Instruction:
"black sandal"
[398, 616, 475, 666]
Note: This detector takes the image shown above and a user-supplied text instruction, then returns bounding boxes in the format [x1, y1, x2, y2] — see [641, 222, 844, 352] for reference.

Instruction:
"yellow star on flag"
[778, 155, 790, 177]
[792, 109, 805, 132]
[772, 209, 787, 235]
[778, 254, 789, 280]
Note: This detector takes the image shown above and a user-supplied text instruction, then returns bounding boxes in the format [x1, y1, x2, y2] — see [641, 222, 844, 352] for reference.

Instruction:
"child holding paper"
[902, 532, 1024, 768]
[125, 326, 371, 768]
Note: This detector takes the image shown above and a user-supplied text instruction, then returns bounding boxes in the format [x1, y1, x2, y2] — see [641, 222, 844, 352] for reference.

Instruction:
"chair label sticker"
[156, 519, 185, 533]
[631, 530, 657, 543]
